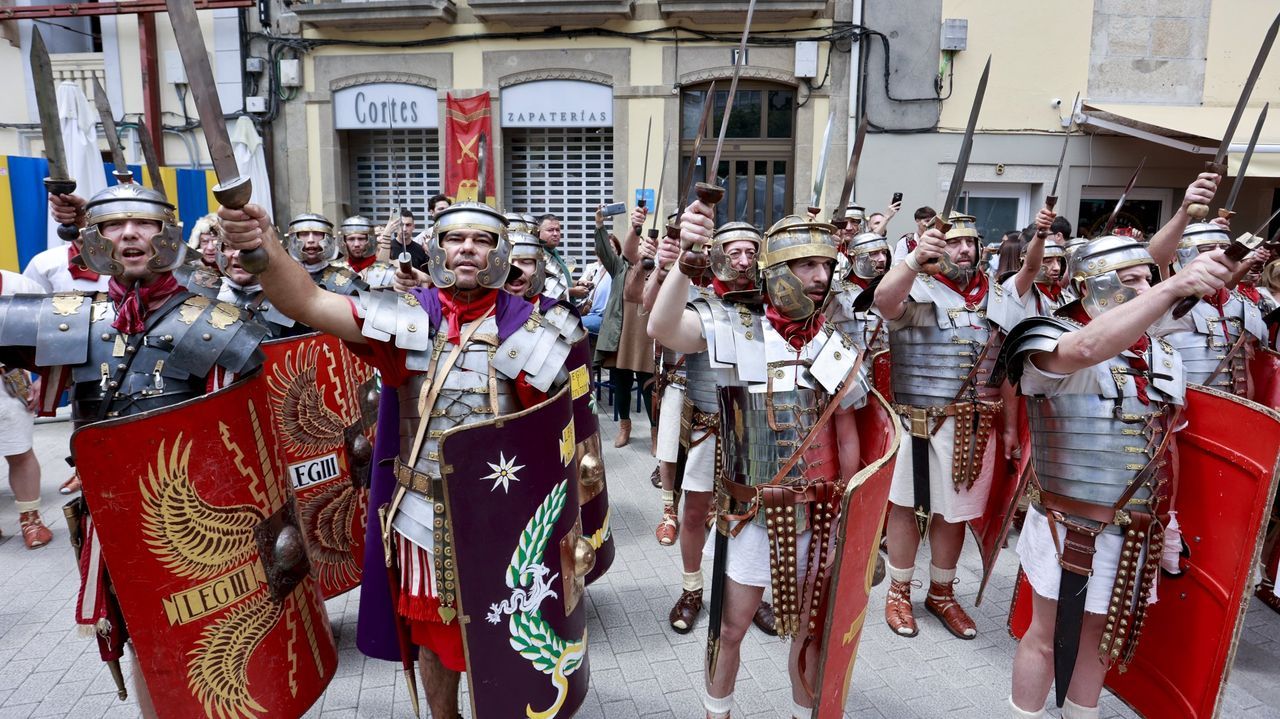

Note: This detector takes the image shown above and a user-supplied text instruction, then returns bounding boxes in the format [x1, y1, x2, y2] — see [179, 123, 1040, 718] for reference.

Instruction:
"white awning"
[1080, 102, 1280, 178]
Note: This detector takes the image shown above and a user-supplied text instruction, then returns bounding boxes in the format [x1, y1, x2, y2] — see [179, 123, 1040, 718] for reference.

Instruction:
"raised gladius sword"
[1218, 103, 1268, 221]
[1039, 92, 1079, 238]
[92, 78, 133, 185]
[1100, 158, 1146, 237]
[926, 56, 992, 272]
[807, 110, 836, 217]
[30, 28, 80, 242]
[134, 117, 168, 199]
[165, 0, 258, 267]
[1185, 11, 1279, 220]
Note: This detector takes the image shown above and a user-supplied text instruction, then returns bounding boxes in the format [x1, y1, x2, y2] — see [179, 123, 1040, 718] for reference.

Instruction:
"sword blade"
[650, 130, 671, 233]
[1222, 103, 1268, 215]
[809, 110, 836, 212]
[92, 78, 131, 182]
[1048, 92, 1078, 198]
[476, 132, 488, 203]
[1212, 12, 1280, 165]
[1101, 157, 1146, 236]
[940, 56, 992, 219]
[1053, 570, 1089, 708]
[639, 116, 652, 207]
[165, 0, 240, 183]
[29, 29, 70, 181]
[707, 0, 758, 176]
[1250, 204, 1280, 239]
[833, 114, 869, 223]
[134, 118, 167, 198]
[705, 524, 730, 678]
[680, 81, 717, 205]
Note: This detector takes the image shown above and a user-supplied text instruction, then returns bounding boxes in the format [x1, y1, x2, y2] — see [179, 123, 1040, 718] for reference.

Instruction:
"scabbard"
[704, 524, 729, 679]
[1053, 568, 1089, 708]
[911, 436, 931, 539]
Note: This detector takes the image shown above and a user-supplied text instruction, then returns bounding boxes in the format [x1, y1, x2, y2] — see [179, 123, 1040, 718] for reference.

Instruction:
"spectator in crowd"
[891, 205, 937, 262]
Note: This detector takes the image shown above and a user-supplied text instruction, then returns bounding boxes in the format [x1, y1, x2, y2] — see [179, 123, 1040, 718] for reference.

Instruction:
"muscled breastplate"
[1163, 297, 1261, 395]
[390, 317, 522, 551]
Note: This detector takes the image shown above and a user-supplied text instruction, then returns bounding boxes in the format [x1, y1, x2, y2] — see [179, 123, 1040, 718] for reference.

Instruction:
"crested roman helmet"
[1173, 222, 1231, 274]
[847, 230, 892, 280]
[1070, 234, 1157, 319]
[709, 222, 761, 284]
[426, 201, 511, 289]
[759, 214, 839, 320]
[285, 213, 340, 265]
[505, 211, 546, 298]
[1022, 240, 1068, 283]
[79, 183, 185, 276]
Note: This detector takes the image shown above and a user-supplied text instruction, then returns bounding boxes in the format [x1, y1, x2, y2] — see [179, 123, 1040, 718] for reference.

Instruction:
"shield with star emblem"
[437, 386, 591, 719]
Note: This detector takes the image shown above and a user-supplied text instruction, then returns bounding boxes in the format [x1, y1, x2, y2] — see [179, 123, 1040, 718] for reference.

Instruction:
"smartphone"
[891, 192, 903, 205]
[602, 202, 627, 216]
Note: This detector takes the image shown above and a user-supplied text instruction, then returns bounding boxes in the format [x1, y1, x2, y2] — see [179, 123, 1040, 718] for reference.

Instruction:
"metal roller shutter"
[347, 128, 441, 223]
[503, 127, 614, 277]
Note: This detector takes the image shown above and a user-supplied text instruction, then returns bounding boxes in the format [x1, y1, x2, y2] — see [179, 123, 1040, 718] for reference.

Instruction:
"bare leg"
[927, 516, 966, 570]
[680, 491, 713, 573]
[1064, 612, 1108, 709]
[705, 579, 765, 701]
[659, 460, 675, 492]
[419, 646, 460, 719]
[6, 449, 41, 503]
[129, 646, 158, 719]
[786, 620, 819, 712]
[1010, 592, 1056, 712]
[886, 503, 921, 569]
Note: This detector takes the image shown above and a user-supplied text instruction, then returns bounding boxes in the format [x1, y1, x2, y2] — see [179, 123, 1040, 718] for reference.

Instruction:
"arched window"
[680, 81, 796, 229]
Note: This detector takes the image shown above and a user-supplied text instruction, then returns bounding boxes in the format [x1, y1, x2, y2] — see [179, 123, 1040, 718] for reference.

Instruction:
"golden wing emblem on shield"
[298, 480, 362, 590]
[267, 341, 347, 456]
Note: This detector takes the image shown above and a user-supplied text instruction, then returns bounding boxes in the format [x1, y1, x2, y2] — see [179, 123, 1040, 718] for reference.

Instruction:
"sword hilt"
[1037, 196, 1059, 239]
[213, 176, 268, 273]
[1218, 208, 1236, 220]
[634, 198, 647, 239]
[45, 177, 81, 242]
[642, 227, 659, 270]
[1187, 160, 1229, 220]
[1171, 234, 1258, 318]
[920, 215, 954, 274]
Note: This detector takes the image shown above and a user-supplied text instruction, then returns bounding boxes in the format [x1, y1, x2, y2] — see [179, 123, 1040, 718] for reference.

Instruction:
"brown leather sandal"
[925, 579, 977, 639]
[20, 511, 52, 549]
[752, 601, 778, 636]
[655, 505, 678, 546]
[669, 588, 703, 633]
[1257, 580, 1280, 614]
[885, 578, 919, 637]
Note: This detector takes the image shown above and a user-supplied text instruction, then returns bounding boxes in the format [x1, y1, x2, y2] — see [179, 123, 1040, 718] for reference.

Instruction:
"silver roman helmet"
[847, 230, 891, 280]
[286, 213, 339, 264]
[339, 215, 375, 238]
[1173, 222, 1231, 274]
[506, 214, 546, 299]
[760, 214, 839, 320]
[1022, 240, 1067, 283]
[1071, 235, 1156, 319]
[79, 183, 185, 276]
[709, 222, 761, 284]
[426, 201, 511, 289]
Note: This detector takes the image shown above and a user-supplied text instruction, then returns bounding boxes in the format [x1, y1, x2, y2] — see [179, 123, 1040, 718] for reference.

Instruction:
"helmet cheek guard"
[763, 264, 818, 320]
[147, 225, 188, 273]
[426, 235, 456, 288]
[78, 226, 125, 277]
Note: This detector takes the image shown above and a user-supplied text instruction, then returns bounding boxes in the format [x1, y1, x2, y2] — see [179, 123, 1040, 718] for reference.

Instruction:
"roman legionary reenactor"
[649, 200, 895, 719]
[0, 183, 318, 713]
[655, 221, 765, 635]
[220, 199, 593, 718]
[285, 213, 367, 295]
[1012, 220, 1071, 320]
[216, 240, 309, 339]
[1151, 223, 1267, 398]
[829, 229, 890, 354]
[172, 212, 223, 298]
[997, 235, 1243, 718]
[337, 214, 399, 290]
[873, 211, 1024, 641]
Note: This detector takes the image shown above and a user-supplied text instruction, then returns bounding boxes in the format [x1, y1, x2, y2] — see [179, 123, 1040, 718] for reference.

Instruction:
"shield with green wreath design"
[438, 386, 591, 718]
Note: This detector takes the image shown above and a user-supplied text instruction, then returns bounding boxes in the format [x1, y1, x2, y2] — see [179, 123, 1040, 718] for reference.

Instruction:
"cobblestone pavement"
[1, 409, 1278, 718]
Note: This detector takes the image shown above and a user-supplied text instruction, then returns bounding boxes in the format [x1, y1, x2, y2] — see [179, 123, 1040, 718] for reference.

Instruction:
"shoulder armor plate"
[990, 315, 1079, 386]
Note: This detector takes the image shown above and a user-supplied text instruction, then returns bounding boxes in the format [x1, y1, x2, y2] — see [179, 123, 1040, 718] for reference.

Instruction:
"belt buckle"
[908, 407, 929, 438]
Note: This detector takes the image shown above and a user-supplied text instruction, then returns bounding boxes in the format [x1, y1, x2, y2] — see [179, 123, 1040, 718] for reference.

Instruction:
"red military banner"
[445, 92, 496, 205]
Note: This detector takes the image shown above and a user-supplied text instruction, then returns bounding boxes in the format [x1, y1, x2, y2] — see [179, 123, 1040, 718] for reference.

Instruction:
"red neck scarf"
[1239, 284, 1262, 305]
[1036, 281, 1064, 303]
[108, 274, 185, 335]
[348, 254, 377, 273]
[935, 268, 989, 307]
[1064, 302, 1152, 404]
[66, 244, 101, 282]
[764, 303, 825, 350]
[1203, 287, 1231, 309]
[711, 277, 757, 298]
[438, 288, 499, 344]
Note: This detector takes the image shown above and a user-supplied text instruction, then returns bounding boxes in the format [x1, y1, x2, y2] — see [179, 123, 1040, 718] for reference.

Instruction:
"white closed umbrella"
[230, 115, 273, 220]
[48, 81, 107, 249]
